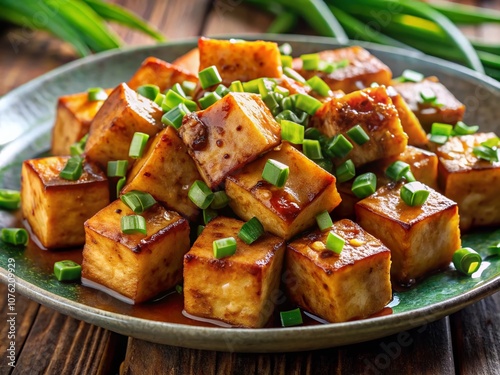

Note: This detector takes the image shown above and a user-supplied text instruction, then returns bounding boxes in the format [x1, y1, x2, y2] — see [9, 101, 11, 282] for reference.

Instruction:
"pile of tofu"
[20, 38, 499, 328]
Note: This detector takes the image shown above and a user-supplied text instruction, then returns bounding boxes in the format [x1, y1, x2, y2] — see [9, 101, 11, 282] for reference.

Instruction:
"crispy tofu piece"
[386, 86, 427, 146]
[21, 156, 109, 249]
[355, 183, 461, 284]
[122, 126, 202, 221]
[198, 37, 282, 85]
[392, 77, 465, 131]
[292, 46, 392, 93]
[179, 92, 281, 188]
[84, 83, 163, 169]
[285, 219, 391, 323]
[128, 57, 198, 92]
[434, 132, 500, 230]
[226, 142, 342, 240]
[82, 200, 190, 303]
[172, 48, 200, 76]
[310, 86, 408, 167]
[51, 90, 112, 156]
[183, 217, 285, 328]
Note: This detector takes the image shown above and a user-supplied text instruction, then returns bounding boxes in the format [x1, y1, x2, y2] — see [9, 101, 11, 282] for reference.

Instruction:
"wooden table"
[0, 1, 499, 374]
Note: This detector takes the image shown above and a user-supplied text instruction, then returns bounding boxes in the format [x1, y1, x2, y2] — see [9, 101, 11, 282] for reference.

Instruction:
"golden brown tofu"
[285, 219, 392, 323]
[127, 56, 198, 92]
[82, 200, 190, 303]
[434, 132, 500, 230]
[21, 156, 109, 249]
[386, 86, 427, 146]
[183, 216, 285, 328]
[84, 83, 163, 169]
[355, 183, 461, 284]
[226, 142, 342, 240]
[122, 126, 202, 221]
[172, 48, 200, 76]
[392, 77, 465, 131]
[51, 89, 112, 156]
[310, 86, 408, 167]
[292, 46, 392, 93]
[198, 37, 282, 85]
[179, 92, 281, 188]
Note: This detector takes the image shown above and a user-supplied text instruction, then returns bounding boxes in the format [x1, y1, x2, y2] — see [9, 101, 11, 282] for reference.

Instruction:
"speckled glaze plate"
[0, 35, 499, 353]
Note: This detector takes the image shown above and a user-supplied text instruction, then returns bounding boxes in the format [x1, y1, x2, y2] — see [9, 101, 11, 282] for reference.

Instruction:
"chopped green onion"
[215, 84, 230, 97]
[199, 65, 222, 89]
[482, 137, 500, 149]
[258, 78, 276, 98]
[188, 180, 214, 209]
[281, 55, 293, 69]
[281, 96, 295, 112]
[335, 159, 356, 183]
[107, 160, 128, 178]
[162, 103, 190, 129]
[181, 81, 197, 96]
[262, 159, 289, 188]
[351, 172, 377, 199]
[429, 134, 449, 145]
[116, 176, 126, 197]
[280, 308, 303, 327]
[229, 80, 244, 92]
[263, 93, 280, 112]
[278, 43, 292, 56]
[295, 93, 322, 115]
[163, 89, 197, 112]
[419, 88, 437, 103]
[314, 158, 334, 173]
[54, 260, 81, 281]
[400, 182, 430, 206]
[238, 217, 265, 245]
[346, 125, 370, 145]
[203, 208, 218, 225]
[326, 231, 344, 254]
[137, 84, 160, 101]
[70, 133, 88, 157]
[304, 127, 322, 140]
[316, 210, 333, 231]
[431, 123, 453, 137]
[283, 67, 306, 84]
[213, 237, 237, 259]
[129, 132, 150, 159]
[121, 215, 147, 235]
[453, 247, 482, 276]
[473, 146, 499, 162]
[401, 69, 424, 83]
[302, 139, 323, 160]
[281, 120, 304, 144]
[154, 93, 165, 107]
[210, 191, 229, 209]
[87, 87, 108, 101]
[120, 190, 156, 214]
[487, 242, 500, 257]
[327, 134, 353, 158]
[301, 53, 321, 71]
[1, 228, 28, 246]
[197, 225, 205, 237]
[275, 110, 303, 125]
[199, 92, 222, 109]
[175, 284, 183, 294]
[403, 170, 417, 183]
[59, 156, 83, 181]
[306, 76, 331, 97]
[242, 78, 260, 93]
[274, 85, 290, 97]
[0, 189, 21, 210]
[171, 83, 186, 98]
[320, 59, 349, 73]
[385, 161, 411, 182]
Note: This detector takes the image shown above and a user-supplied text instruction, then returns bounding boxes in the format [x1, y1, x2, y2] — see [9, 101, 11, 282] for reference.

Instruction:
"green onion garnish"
[278, 43, 292, 56]
[403, 170, 417, 182]
[162, 103, 190, 129]
[199, 92, 222, 109]
[120, 190, 156, 214]
[326, 231, 344, 254]
[473, 146, 499, 163]
[229, 80, 244, 92]
[429, 134, 449, 145]
[306, 75, 331, 97]
[242, 78, 260, 93]
[400, 182, 430, 206]
[258, 78, 276, 98]
[431, 123, 453, 137]
[203, 208, 218, 225]
[304, 127, 322, 140]
[1, 228, 28, 246]
[327, 134, 353, 158]
[59, 156, 83, 181]
[197, 225, 205, 237]
[281, 120, 304, 144]
[315, 158, 333, 173]
[129, 132, 150, 159]
[137, 84, 160, 101]
[199, 65, 222, 89]
[419, 88, 437, 103]
[107, 160, 128, 178]
[482, 137, 500, 149]
[281, 55, 293, 69]
[280, 308, 303, 327]
[210, 191, 230, 209]
[171, 83, 186, 98]
[163, 89, 197, 112]
[453, 247, 482, 276]
[154, 93, 165, 107]
[351, 172, 377, 199]
[121, 215, 147, 235]
[401, 69, 424, 83]
[274, 85, 290, 97]
[188, 180, 214, 209]
[302, 139, 323, 160]
[116, 176, 126, 197]
[213, 237, 237, 259]
[87, 87, 108, 101]
[385, 161, 411, 182]
[69, 133, 88, 157]
[346, 124, 370, 145]
[262, 159, 289, 188]
[316, 210, 333, 231]
[487, 242, 500, 257]
[0, 189, 21, 210]
[263, 93, 280, 112]
[281, 96, 295, 112]
[301, 53, 321, 71]
[215, 84, 230, 97]
[181, 81, 197, 96]
[54, 260, 81, 281]
[295, 93, 322, 116]
[238, 217, 265, 245]
[283, 67, 306, 84]
[335, 159, 356, 183]
[175, 284, 183, 294]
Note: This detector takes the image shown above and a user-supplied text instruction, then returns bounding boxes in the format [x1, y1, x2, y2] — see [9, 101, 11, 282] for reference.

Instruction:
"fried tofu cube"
[179, 92, 281, 188]
[82, 200, 190, 303]
[292, 46, 392, 93]
[84, 83, 163, 169]
[226, 142, 342, 239]
[355, 183, 461, 284]
[21, 156, 109, 249]
[434, 132, 500, 230]
[310, 86, 408, 166]
[51, 90, 111, 156]
[122, 126, 202, 221]
[392, 77, 465, 131]
[198, 37, 282, 85]
[172, 48, 200, 76]
[285, 219, 391, 323]
[183, 217, 285, 328]
[128, 57, 198, 92]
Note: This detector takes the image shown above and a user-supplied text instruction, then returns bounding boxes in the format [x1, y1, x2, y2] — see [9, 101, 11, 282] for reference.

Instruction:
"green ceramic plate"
[0, 35, 499, 353]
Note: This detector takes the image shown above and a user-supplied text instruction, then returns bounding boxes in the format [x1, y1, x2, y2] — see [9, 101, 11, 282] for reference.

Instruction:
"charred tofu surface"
[435, 132, 500, 230]
[226, 142, 341, 239]
[122, 126, 202, 221]
[21, 156, 109, 249]
[179, 92, 281, 188]
[285, 219, 392, 323]
[84, 83, 163, 169]
[183, 217, 285, 328]
[82, 200, 190, 303]
[292, 46, 392, 93]
[355, 183, 461, 284]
